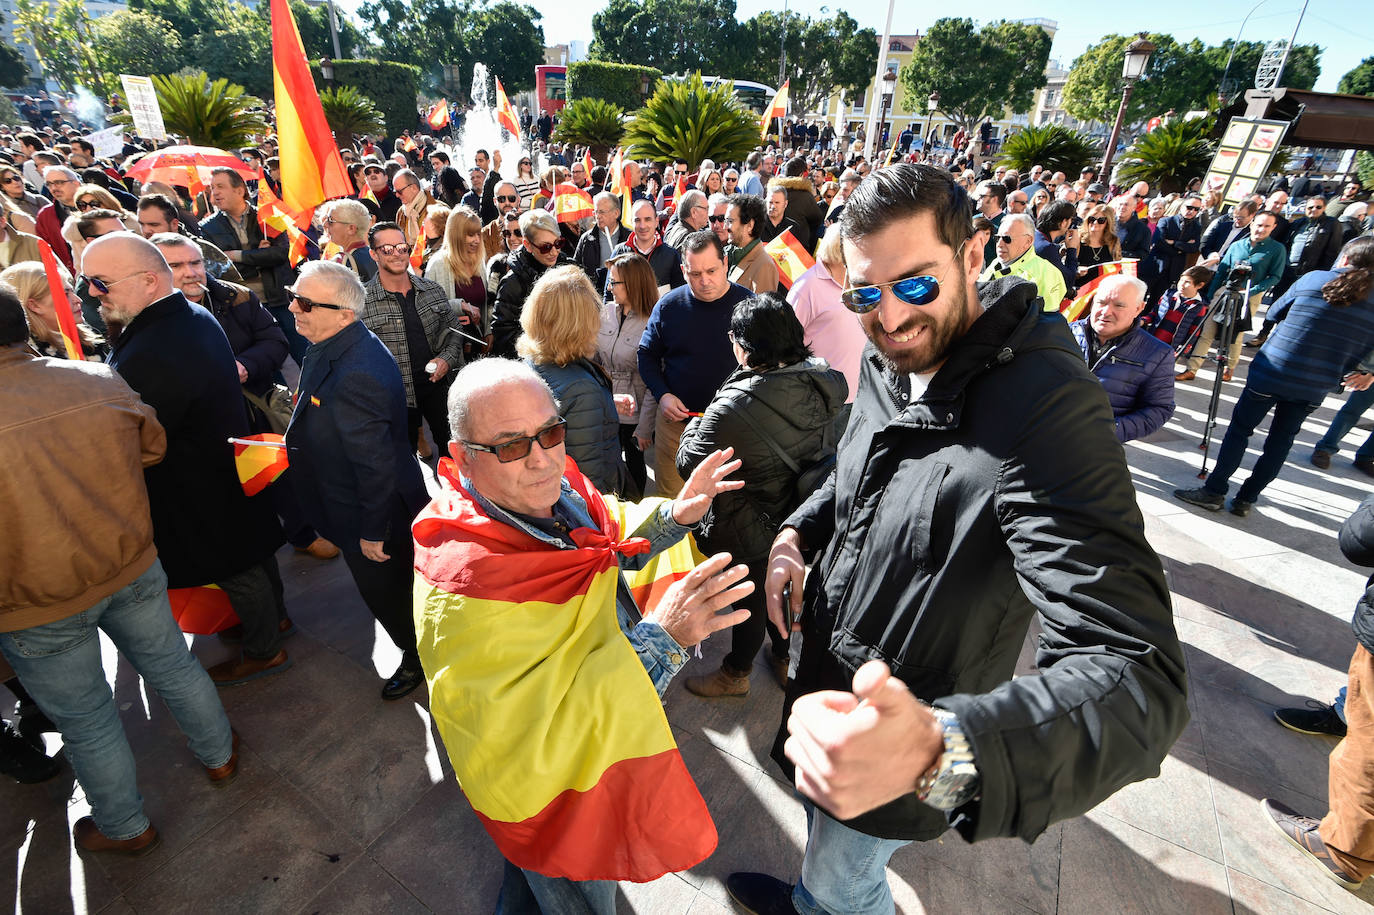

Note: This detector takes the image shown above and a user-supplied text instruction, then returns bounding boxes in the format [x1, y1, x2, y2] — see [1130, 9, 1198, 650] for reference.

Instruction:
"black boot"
[0, 719, 60, 784]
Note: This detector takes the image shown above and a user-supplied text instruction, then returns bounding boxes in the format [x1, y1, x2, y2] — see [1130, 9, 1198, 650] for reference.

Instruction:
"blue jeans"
[793, 801, 913, 915]
[0, 560, 232, 840]
[1204, 384, 1319, 504]
[494, 859, 616, 914]
[1316, 386, 1374, 462]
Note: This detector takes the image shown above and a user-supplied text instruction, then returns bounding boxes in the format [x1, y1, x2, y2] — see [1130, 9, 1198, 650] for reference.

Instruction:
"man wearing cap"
[360, 162, 402, 223]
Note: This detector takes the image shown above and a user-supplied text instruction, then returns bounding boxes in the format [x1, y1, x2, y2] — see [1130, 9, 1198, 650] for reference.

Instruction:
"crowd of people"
[1, 107, 1373, 910]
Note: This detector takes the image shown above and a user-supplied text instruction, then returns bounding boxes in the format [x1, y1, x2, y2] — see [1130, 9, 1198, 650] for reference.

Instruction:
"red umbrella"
[125, 144, 258, 187]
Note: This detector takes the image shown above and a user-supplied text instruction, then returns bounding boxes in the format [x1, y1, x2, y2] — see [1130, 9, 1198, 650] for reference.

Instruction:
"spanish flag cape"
[412, 455, 716, 882]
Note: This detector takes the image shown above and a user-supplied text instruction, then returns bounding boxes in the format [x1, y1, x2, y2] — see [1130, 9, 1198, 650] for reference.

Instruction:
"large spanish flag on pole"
[494, 77, 522, 140]
[271, 0, 352, 215]
[38, 239, 82, 360]
[413, 457, 715, 882]
[762, 80, 788, 139]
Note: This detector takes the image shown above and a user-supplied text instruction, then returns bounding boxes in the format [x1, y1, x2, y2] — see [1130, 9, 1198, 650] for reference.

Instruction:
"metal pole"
[778, 0, 788, 90]
[1218, 0, 1272, 98]
[863, 0, 895, 162]
[1272, 0, 1312, 87]
[327, 0, 342, 59]
[1100, 81, 1135, 183]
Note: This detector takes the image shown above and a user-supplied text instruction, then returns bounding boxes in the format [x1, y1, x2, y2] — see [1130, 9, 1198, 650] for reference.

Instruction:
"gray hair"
[707, 192, 730, 209]
[1096, 273, 1148, 307]
[42, 165, 79, 183]
[296, 260, 366, 315]
[147, 231, 199, 253]
[677, 189, 706, 212]
[321, 197, 371, 234]
[839, 169, 861, 185]
[1002, 213, 1036, 237]
[518, 208, 558, 239]
[593, 190, 619, 210]
[447, 357, 556, 443]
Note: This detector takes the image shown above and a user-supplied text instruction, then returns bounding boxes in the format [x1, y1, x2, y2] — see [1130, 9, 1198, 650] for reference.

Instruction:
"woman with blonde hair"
[596, 252, 659, 498]
[698, 167, 723, 197]
[1077, 203, 1122, 287]
[518, 264, 628, 495]
[424, 205, 487, 350]
[1, 261, 106, 359]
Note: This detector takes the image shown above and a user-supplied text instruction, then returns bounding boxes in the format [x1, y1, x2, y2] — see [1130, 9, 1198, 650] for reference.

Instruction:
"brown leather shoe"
[205, 729, 240, 786]
[1223, 368, 1234, 382]
[73, 816, 160, 856]
[771, 655, 790, 687]
[685, 666, 750, 698]
[208, 650, 292, 687]
[295, 537, 340, 560]
[1175, 370, 1196, 381]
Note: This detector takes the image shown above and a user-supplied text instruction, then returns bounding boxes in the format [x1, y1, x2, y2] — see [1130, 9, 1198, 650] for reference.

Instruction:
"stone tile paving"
[5, 345, 1374, 913]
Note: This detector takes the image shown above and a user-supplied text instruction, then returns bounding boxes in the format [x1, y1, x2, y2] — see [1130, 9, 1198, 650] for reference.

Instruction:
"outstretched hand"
[648, 552, 753, 648]
[672, 447, 744, 526]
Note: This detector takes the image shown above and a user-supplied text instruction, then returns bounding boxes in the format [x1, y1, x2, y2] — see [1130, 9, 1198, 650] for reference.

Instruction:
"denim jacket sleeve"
[622, 610, 688, 695]
[618, 502, 693, 571]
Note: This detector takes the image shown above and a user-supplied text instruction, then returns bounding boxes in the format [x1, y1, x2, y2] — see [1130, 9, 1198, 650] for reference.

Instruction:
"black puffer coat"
[1341, 495, 1374, 655]
[776, 277, 1188, 843]
[490, 248, 572, 359]
[677, 357, 846, 561]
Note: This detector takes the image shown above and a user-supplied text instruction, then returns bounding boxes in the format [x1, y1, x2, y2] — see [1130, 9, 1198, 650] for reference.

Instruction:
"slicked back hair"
[840, 164, 971, 254]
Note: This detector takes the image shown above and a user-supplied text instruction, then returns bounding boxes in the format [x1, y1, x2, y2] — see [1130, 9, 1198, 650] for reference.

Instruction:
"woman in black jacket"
[677, 295, 846, 697]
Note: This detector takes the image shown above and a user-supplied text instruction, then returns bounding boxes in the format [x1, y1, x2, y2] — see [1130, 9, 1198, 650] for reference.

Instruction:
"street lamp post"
[320, 57, 335, 87]
[1100, 33, 1155, 184]
[924, 90, 940, 160]
[877, 70, 897, 162]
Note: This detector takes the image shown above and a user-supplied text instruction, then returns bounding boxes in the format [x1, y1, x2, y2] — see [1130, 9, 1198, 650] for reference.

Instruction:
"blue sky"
[490, 0, 1368, 94]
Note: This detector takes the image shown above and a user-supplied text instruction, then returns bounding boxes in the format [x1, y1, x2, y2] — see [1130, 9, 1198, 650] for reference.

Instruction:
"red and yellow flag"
[762, 80, 789, 139]
[764, 228, 815, 289]
[581, 149, 593, 183]
[229, 433, 289, 496]
[428, 99, 450, 131]
[413, 457, 715, 882]
[183, 164, 207, 216]
[494, 77, 521, 139]
[552, 182, 594, 223]
[256, 176, 311, 267]
[410, 221, 428, 271]
[38, 239, 81, 360]
[402, 135, 418, 153]
[1062, 259, 1139, 322]
[270, 0, 352, 214]
[168, 585, 239, 635]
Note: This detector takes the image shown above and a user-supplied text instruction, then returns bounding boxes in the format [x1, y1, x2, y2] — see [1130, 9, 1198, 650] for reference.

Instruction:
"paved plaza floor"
[5, 344, 1374, 914]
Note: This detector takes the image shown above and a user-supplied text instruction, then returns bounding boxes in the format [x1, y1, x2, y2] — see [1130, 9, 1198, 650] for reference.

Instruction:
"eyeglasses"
[994, 234, 1017, 244]
[674, 169, 687, 176]
[496, 194, 519, 203]
[608, 279, 625, 286]
[76, 199, 99, 210]
[1, 176, 21, 185]
[46, 178, 74, 187]
[529, 238, 564, 254]
[503, 229, 522, 238]
[708, 214, 726, 224]
[1184, 206, 1200, 213]
[373, 243, 410, 256]
[82, 271, 148, 294]
[1086, 216, 1108, 225]
[840, 245, 963, 314]
[724, 177, 738, 183]
[464, 418, 567, 463]
[286, 286, 346, 312]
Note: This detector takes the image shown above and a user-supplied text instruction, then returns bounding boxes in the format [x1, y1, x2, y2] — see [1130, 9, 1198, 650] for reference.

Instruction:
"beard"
[863, 280, 969, 376]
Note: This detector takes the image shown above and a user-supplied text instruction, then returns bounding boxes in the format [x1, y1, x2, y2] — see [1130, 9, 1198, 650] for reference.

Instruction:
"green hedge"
[567, 61, 662, 112]
[310, 59, 420, 140]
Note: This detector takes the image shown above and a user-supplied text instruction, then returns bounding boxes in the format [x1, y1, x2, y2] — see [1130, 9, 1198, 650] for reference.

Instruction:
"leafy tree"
[553, 97, 624, 163]
[1357, 151, 1374, 188]
[1065, 35, 1210, 126]
[281, 0, 370, 60]
[112, 71, 266, 148]
[899, 18, 1051, 135]
[1339, 57, 1374, 96]
[356, 0, 542, 97]
[197, 3, 272, 97]
[11, 0, 109, 95]
[91, 10, 184, 82]
[739, 10, 876, 115]
[997, 125, 1097, 175]
[320, 85, 384, 149]
[1115, 117, 1215, 196]
[590, 0, 747, 76]
[622, 73, 758, 166]
[0, 13, 31, 88]
[1207, 40, 1320, 99]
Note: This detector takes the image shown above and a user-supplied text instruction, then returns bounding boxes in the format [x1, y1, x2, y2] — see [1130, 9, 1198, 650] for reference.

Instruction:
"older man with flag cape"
[413, 358, 752, 911]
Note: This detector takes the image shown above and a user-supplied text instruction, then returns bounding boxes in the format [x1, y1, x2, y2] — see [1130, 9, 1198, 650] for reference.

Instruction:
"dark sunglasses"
[503, 228, 522, 238]
[1086, 216, 1108, 225]
[286, 286, 346, 312]
[464, 418, 567, 463]
[708, 214, 726, 224]
[994, 234, 1016, 244]
[81, 272, 148, 294]
[530, 238, 564, 254]
[76, 199, 99, 210]
[372, 243, 410, 256]
[496, 194, 519, 203]
[1184, 205, 1200, 213]
[674, 169, 687, 176]
[1, 176, 21, 184]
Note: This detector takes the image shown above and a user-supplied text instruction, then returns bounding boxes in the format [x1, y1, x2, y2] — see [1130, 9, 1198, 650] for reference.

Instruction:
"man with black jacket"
[727, 164, 1189, 914]
[572, 191, 628, 292]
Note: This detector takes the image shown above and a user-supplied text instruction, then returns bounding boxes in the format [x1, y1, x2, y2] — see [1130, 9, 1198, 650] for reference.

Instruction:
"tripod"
[1197, 277, 1251, 478]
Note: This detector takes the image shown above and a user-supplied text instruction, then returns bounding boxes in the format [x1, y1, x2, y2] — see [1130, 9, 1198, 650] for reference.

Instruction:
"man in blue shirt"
[639, 231, 753, 497]
[1179, 211, 1286, 382]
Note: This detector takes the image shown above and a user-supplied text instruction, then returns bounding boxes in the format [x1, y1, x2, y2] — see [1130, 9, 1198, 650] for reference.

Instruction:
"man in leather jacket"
[726, 164, 1189, 915]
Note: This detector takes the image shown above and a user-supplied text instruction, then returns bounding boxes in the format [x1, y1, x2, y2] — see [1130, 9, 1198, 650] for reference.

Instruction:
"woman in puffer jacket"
[1070, 274, 1176, 442]
[518, 266, 629, 496]
[677, 294, 847, 698]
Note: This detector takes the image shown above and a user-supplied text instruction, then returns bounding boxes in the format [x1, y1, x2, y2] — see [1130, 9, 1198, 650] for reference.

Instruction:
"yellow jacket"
[981, 250, 1067, 311]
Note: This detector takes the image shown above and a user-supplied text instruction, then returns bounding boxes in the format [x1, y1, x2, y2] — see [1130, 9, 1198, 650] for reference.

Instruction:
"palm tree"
[113, 71, 266, 149]
[621, 73, 759, 167]
[320, 86, 384, 151]
[997, 125, 1098, 176]
[553, 98, 625, 165]
[1116, 119, 1214, 196]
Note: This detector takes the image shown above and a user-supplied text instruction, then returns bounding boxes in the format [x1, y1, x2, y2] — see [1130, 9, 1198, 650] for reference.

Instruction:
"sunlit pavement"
[5, 341, 1374, 913]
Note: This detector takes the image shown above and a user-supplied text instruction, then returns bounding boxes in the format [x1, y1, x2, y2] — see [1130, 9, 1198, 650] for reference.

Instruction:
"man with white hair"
[706, 192, 731, 245]
[979, 213, 1066, 309]
[665, 188, 709, 249]
[37, 164, 78, 270]
[572, 191, 629, 291]
[1068, 274, 1176, 442]
[284, 260, 430, 700]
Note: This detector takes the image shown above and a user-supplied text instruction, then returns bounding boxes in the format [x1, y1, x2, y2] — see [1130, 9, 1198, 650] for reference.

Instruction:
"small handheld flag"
[552, 183, 594, 223]
[429, 99, 450, 131]
[581, 149, 593, 182]
[230, 433, 289, 496]
[763, 229, 815, 290]
[37, 239, 82, 360]
[1061, 259, 1139, 322]
[495, 78, 521, 139]
[410, 221, 428, 271]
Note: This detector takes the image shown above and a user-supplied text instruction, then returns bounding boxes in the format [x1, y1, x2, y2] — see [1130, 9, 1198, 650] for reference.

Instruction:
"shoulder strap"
[732, 404, 801, 473]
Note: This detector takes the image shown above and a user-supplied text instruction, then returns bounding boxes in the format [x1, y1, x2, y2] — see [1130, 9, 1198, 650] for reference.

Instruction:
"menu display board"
[1203, 117, 1289, 207]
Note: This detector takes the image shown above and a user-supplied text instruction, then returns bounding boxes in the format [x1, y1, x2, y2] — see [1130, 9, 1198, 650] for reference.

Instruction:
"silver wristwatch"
[916, 709, 980, 811]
